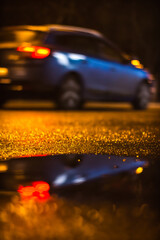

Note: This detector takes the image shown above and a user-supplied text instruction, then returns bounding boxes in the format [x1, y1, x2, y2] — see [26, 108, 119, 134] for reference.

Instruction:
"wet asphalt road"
[0, 101, 160, 240]
[0, 101, 160, 160]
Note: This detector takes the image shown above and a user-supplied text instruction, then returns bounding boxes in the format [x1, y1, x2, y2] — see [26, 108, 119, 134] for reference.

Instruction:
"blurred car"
[0, 24, 155, 109]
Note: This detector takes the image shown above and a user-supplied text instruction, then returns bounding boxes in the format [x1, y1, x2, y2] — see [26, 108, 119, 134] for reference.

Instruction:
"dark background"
[0, 0, 159, 100]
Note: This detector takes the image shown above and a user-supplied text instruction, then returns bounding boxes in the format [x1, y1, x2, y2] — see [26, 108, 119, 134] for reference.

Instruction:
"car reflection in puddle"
[0, 154, 148, 201]
[1, 154, 160, 240]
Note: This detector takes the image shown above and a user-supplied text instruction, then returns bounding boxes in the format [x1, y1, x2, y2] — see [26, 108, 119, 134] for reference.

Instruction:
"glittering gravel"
[0, 102, 160, 160]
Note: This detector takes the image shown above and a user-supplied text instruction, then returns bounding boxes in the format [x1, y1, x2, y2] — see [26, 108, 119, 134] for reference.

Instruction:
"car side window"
[97, 40, 124, 63]
[54, 33, 97, 57]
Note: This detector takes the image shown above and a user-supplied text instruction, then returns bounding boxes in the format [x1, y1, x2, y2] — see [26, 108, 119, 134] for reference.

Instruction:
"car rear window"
[0, 30, 46, 44]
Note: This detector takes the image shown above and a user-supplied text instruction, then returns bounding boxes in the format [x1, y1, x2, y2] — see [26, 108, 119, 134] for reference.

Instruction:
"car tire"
[132, 82, 150, 110]
[57, 75, 83, 110]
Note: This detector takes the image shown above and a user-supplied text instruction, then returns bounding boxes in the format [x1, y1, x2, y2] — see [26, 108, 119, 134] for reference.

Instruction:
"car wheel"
[57, 75, 83, 110]
[132, 83, 150, 110]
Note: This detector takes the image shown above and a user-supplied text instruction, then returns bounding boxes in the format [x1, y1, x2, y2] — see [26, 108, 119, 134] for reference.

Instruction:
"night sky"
[0, 0, 159, 98]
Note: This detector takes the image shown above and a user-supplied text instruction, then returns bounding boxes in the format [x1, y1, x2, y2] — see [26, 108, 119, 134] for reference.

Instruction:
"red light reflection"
[33, 181, 50, 192]
[18, 181, 50, 201]
[16, 154, 48, 158]
[18, 186, 35, 197]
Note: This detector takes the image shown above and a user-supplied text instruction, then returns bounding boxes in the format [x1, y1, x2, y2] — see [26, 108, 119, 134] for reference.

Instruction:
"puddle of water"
[0, 154, 147, 192]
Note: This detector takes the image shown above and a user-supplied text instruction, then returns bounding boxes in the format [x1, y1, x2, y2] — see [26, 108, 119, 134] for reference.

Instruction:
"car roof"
[46, 24, 103, 38]
[2, 24, 104, 38]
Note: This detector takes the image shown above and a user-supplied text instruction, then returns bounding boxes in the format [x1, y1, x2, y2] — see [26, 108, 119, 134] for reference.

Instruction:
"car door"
[49, 32, 104, 93]
[94, 39, 138, 97]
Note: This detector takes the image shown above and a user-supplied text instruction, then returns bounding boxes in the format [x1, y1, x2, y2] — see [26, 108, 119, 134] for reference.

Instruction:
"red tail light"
[18, 181, 50, 200]
[17, 46, 50, 59]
